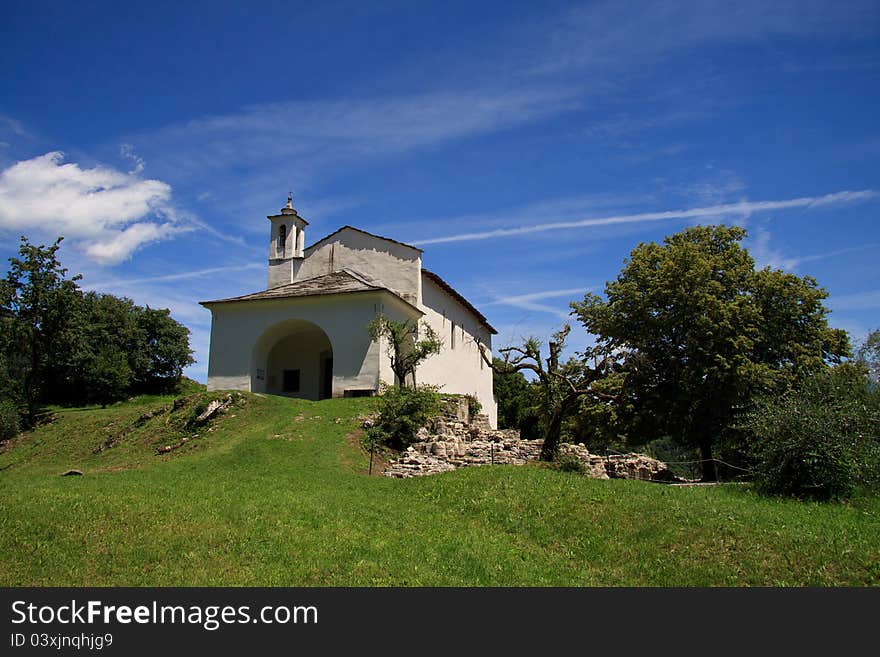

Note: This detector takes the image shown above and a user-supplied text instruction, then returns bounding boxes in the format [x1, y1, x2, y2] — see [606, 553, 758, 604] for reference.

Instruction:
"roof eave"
[421, 268, 497, 335]
[200, 287, 424, 316]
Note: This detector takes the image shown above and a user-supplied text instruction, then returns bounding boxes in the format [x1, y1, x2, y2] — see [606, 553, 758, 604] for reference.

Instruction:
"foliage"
[486, 326, 614, 460]
[572, 225, 849, 481]
[857, 328, 880, 382]
[366, 383, 442, 450]
[1, 237, 194, 421]
[463, 394, 482, 418]
[565, 369, 631, 453]
[492, 358, 541, 437]
[741, 363, 880, 500]
[554, 451, 586, 474]
[367, 315, 442, 387]
[0, 237, 82, 425]
[0, 398, 20, 440]
[132, 306, 195, 390]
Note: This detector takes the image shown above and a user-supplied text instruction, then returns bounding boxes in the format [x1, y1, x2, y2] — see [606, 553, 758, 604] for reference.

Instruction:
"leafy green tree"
[2, 237, 195, 413]
[130, 306, 194, 391]
[572, 225, 849, 481]
[857, 328, 880, 382]
[0, 237, 82, 425]
[367, 315, 442, 388]
[59, 293, 140, 405]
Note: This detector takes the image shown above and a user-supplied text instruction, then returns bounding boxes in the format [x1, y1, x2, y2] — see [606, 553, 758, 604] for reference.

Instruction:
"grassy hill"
[0, 390, 878, 586]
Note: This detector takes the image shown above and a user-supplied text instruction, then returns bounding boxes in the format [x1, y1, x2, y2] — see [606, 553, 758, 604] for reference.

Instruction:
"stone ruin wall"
[381, 397, 680, 482]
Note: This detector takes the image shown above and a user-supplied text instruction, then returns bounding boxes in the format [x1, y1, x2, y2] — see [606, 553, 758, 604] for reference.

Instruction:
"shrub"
[555, 451, 586, 474]
[366, 383, 441, 451]
[464, 394, 482, 418]
[0, 399, 20, 440]
[742, 364, 880, 500]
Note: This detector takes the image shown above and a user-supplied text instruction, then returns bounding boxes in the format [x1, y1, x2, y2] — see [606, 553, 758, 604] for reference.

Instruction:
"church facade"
[201, 197, 498, 427]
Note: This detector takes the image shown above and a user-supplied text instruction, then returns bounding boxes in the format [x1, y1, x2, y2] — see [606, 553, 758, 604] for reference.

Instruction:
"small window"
[278, 225, 287, 255]
[344, 389, 375, 398]
[282, 369, 300, 392]
[451, 321, 456, 349]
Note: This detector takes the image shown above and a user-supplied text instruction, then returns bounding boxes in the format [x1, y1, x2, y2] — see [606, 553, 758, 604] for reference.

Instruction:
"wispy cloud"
[830, 289, 880, 312]
[485, 287, 590, 318]
[532, 0, 880, 76]
[132, 87, 582, 183]
[412, 190, 878, 246]
[119, 143, 145, 174]
[82, 263, 264, 289]
[750, 226, 880, 271]
[0, 151, 188, 264]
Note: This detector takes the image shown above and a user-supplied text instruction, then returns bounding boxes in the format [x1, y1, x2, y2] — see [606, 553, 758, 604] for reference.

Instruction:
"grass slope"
[1, 392, 878, 586]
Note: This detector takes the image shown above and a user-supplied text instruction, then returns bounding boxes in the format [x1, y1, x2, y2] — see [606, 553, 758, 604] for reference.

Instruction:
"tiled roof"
[201, 270, 388, 305]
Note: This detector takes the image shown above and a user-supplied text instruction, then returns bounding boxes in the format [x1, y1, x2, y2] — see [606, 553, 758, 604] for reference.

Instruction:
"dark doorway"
[282, 369, 300, 393]
[320, 354, 333, 400]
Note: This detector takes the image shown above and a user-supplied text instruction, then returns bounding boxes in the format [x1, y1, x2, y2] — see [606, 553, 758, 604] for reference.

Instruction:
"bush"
[742, 364, 880, 500]
[555, 452, 586, 474]
[366, 383, 442, 451]
[0, 399, 20, 440]
[464, 394, 482, 418]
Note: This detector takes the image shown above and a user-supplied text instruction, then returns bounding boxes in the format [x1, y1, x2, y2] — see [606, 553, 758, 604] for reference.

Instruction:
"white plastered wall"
[416, 274, 497, 428]
[205, 292, 398, 397]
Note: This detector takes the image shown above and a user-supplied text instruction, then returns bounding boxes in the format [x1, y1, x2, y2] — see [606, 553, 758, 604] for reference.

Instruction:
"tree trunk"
[698, 436, 717, 482]
[540, 409, 564, 461]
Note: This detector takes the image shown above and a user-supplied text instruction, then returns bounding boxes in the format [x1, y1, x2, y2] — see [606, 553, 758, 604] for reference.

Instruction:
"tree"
[59, 292, 140, 405]
[130, 306, 194, 391]
[0, 237, 82, 425]
[572, 225, 849, 481]
[1, 237, 195, 414]
[480, 325, 614, 461]
[857, 328, 880, 382]
[492, 357, 541, 437]
[367, 315, 442, 388]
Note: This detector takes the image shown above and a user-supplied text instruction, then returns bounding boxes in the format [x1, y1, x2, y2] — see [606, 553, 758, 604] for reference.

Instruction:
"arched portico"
[251, 319, 334, 400]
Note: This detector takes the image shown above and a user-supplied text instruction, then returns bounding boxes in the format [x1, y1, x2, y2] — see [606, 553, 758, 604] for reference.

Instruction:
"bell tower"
[267, 193, 308, 288]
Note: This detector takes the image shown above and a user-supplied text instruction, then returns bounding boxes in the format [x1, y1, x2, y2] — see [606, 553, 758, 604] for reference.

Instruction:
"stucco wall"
[296, 229, 422, 304]
[205, 292, 409, 397]
[416, 274, 497, 428]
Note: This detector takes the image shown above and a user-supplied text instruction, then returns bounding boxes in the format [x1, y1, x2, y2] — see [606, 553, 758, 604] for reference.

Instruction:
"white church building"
[201, 196, 498, 427]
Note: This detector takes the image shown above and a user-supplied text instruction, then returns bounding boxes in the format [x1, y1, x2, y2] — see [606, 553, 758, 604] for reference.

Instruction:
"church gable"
[296, 226, 422, 304]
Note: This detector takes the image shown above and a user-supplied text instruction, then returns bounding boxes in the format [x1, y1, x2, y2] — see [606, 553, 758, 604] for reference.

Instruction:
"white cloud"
[411, 189, 878, 246]
[0, 151, 184, 264]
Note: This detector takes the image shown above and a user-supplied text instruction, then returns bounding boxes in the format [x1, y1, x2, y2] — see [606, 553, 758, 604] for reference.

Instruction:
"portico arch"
[251, 319, 333, 400]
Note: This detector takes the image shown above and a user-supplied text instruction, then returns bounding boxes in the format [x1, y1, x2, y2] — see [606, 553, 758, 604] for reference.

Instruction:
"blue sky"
[1, 0, 878, 381]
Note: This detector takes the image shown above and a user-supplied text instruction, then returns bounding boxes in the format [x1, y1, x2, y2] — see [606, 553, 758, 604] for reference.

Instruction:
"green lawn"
[0, 391, 878, 586]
